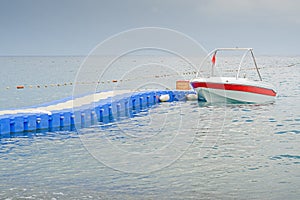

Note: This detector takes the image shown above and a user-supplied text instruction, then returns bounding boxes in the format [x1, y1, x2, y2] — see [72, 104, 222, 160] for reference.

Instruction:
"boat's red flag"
[212, 52, 216, 64]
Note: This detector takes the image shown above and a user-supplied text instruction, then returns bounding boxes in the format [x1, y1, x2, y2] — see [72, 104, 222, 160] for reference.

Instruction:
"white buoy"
[186, 93, 198, 101]
[159, 94, 170, 102]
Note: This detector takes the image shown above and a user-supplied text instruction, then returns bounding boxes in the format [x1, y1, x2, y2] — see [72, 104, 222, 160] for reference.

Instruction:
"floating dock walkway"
[0, 90, 195, 136]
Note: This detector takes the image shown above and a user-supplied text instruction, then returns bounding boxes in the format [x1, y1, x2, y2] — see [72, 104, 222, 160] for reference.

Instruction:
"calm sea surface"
[0, 56, 299, 199]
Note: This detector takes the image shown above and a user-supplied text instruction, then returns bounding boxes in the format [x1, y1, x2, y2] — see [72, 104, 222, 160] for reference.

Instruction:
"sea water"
[0, 56, 299, 199]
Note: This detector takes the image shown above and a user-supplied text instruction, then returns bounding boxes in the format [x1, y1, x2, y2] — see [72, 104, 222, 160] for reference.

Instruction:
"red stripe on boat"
[191, 82, 276, 96]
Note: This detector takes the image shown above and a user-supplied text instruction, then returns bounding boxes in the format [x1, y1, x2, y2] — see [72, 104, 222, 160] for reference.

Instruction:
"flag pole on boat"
[211, 51, 217, 77]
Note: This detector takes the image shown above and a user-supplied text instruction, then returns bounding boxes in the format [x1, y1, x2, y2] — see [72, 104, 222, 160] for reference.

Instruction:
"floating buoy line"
[3, 62, 298, 90]
[6, 72, 193, 90]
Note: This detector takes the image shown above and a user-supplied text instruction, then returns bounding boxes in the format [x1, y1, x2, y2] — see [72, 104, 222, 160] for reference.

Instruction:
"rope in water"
[3, 62, 299, 90]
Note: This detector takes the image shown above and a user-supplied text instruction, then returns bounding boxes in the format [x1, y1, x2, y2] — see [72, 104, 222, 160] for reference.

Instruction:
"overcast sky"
[0, 0, 299, 55]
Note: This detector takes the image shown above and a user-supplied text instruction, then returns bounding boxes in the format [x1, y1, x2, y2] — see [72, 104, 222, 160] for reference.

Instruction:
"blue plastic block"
[124, 98, 129, 109]
[129, 94, 141, 110]
[108, 105, 113, 121]
[173, 91, 183, 101]
[23, 116, 29, 132]
[94, 106, 102, 122]
[116, 103, 121, 119]
[146, 92, 156, 105]
[90, 110, 96, 125]
[10, 116, 24, 133]
[0, 117, 10, 135]
[80, 111, 86, 127]
[36, 114, 49, 130]
[168, 91, 174, 102]
[36, 117, 41, 130]
[82, 109, 92, 127]
[101, 104, 110, 117]
[9, 118, 15, 133]
[140, 93, 149, 107]
[129, 96, 135, 109]
[95, 103, 113, 123]
[123, 99, 129, 117]
[141, 92, 150, 106]
[152, 92, 160, 104]
[70, 113, 75, 126]
[99, 108, 104, 122]
[110, 101, 119, 115]
[108, 100, 121, 119]
[173, 92, 179, 101]
[26, 115, 37, 131]
[116, 98, 126, 113]
[72, 110, 83, 126]
[70, 109, 91, 128]
[49, 113, 60, 130]
[180, 91, 188, 101]
[62, 112, 71, 127]
[139, 96, 144, 109]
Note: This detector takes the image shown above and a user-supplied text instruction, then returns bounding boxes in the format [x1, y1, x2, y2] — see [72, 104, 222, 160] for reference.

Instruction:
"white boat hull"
[191, 77, 277, 104]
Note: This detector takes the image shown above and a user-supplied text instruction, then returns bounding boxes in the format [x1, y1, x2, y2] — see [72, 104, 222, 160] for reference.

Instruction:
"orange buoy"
[16, 85, 24, 89]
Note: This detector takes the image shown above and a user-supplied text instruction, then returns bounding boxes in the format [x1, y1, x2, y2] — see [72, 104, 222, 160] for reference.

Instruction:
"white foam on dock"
[0, 90, 131, 116]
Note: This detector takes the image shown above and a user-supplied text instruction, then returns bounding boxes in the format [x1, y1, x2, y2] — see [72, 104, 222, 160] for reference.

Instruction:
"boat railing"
[198, 47, 263, 81]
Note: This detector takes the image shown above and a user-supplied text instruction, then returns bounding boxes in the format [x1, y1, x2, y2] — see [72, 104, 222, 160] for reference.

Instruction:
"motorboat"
[190, 48, 277, 103]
